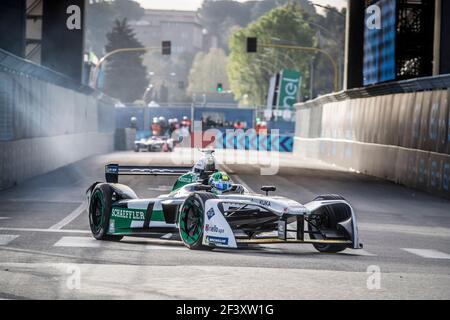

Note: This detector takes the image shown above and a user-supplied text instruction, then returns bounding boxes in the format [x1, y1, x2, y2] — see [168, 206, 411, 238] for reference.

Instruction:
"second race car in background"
[134, 135, 174, 152]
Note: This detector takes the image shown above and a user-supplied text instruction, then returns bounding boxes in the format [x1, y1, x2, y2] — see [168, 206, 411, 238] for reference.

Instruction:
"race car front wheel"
[308, 199, 348, 253]
[178, 192, 217, 250]
[89, 184, 123, 242]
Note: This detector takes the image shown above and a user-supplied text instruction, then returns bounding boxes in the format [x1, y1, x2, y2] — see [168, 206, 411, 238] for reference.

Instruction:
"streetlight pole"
[191, 93, 196, 133]
[260, 43, 339, 92]
[92, 47, 160, 88]
[311, 3, 345, 19]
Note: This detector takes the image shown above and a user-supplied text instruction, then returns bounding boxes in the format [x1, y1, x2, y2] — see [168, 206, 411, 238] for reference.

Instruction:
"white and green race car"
[87, 151, 362, 252]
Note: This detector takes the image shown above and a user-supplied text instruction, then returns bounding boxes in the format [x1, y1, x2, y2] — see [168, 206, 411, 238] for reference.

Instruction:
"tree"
[227, 4, 314, 106]
[309, 6, 346, 96]
[85, 0, 145, 55]
[198, 0, 314, 51]
[103, 18, 148, 103]
[187, 48, 229, 94]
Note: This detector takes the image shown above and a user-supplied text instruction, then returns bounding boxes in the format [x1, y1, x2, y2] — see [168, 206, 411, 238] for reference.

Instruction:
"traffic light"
[246, 37, 257, 53]
[162, 41, 171, 55]
[216, 83, 223, 92]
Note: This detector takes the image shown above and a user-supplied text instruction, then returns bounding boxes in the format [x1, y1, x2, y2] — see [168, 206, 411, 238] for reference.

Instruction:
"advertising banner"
[276, 69, 302, 114]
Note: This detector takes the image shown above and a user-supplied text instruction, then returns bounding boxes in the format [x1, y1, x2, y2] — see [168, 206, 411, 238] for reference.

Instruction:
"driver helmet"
[209, 171, 232, 194]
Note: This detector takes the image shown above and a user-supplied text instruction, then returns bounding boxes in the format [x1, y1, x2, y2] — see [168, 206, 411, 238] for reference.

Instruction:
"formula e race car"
[87, 151, 362, 253]
[134, 135, 174, 152]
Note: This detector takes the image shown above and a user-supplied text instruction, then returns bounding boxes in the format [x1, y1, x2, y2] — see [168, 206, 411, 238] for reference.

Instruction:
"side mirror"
[261, 186, 276, 196]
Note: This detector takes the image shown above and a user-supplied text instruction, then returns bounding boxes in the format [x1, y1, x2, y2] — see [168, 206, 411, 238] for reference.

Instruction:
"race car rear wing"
[105, 164, 192, 183]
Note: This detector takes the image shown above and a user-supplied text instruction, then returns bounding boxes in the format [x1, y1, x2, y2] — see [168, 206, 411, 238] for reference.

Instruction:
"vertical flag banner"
[277, 69, 302, 110]
[276, 69, 302, 121]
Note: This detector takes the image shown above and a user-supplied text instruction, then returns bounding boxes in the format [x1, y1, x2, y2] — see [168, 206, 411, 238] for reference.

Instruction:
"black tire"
[313, 194, 346, 201]
[89, 184, 123, 242]
[134, 145, 139, 152]
[311, 242, 346, 253]
[178, 192, 217, 250]
[308, 202, 347, 253]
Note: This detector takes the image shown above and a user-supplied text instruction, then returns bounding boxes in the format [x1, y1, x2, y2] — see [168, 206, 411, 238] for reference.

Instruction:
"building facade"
[131, 10, 207, 103]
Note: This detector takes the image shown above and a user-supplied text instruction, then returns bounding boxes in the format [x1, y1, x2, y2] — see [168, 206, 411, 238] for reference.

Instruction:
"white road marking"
[0, 217, 11, 220]
[342, 249, 377, 256]
[359, 222, 450, 238]
[0, 227, 89, 234]
[54, 236, 100, 248]
[220, 164, 255, 193]
[160, 233, 173, 239]
[402, 248, 450, 259]
[146, 245, 186, 251]
[48, 202, 86, 230]
[0, 235, 19, 246]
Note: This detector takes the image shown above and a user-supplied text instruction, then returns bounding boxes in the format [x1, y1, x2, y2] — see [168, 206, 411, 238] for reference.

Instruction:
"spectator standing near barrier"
[151, 117, 161, 136]
[181, 116, 192, 131]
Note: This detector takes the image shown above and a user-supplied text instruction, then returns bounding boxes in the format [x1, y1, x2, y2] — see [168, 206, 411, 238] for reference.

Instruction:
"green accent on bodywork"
[107, 204, 168, 235]
[172, 172, 197, 192]
[151, 210, 165, 221]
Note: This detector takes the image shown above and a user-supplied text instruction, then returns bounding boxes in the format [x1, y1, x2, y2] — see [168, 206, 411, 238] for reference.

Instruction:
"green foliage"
[86, 0, 145, 55]
[227, 4, 314, 105]
[310, 6, 346, 97]
[198, 0, 314, 51]
[103, 18, 148, 103]
[187, 48, 229, 94]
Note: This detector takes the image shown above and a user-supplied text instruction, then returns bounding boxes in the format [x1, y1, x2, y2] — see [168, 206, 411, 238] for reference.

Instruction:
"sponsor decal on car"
[206, 208, 215, 220]
[206, 236, 228, 245]
[106, 165, 118, 174]
[111, 208, 145, 220]
[205, 224, 224, 234]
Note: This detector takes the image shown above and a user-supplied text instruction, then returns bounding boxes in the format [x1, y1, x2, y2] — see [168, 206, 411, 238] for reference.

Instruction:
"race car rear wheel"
[178, 192, 217, 250]
[89, 184, 123, 242]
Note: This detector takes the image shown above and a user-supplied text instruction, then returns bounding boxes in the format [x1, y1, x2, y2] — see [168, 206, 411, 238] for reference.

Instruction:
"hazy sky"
[136, 0, 347, 11]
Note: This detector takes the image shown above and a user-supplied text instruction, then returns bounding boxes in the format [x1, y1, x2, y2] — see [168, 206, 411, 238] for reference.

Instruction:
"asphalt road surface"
[0, 149, 449, 299]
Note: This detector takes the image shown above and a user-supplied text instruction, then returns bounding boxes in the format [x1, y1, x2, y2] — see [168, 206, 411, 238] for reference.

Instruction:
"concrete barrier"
[295, 88, 450, 199]
[0, 132, 113, 188]
[0, 51, 117, 190]
[115, 128, 137, 151]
